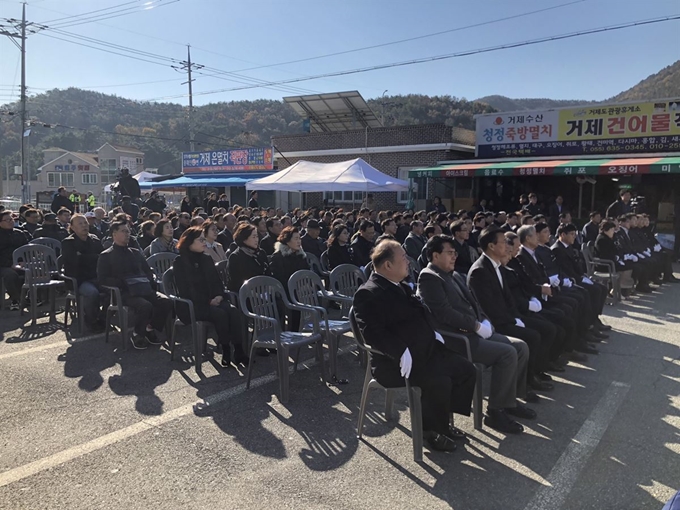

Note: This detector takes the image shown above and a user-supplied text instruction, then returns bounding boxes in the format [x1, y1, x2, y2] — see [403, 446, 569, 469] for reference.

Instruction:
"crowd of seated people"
[1, 190, 677, 454]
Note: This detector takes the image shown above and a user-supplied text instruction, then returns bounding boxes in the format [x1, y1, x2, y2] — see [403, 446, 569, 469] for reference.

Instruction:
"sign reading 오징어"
[475, 100, 680, 158]
[182, 147, 274, 173]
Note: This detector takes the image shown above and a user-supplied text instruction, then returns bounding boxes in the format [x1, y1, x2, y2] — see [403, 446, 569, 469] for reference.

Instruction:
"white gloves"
[515, 318, 526, 328]
[400, 348, 412, 378]
[476, 320, 493, 339]
[528, 297, 542, 312]
[644, 249, 651, 257]
[581, 276, 593, 285]
[637, 252, 646, 259]
[562, 278, 573, 288]
[434, 331, 445, 345]
[549, 275, 560, 287]
[631, 255, 639, 262]
[654, 244, 662, 252]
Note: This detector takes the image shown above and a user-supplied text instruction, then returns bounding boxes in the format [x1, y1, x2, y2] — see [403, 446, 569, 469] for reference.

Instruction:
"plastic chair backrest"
[581, 243, 595, 273]
[30, 237, 62, 254]
[161, 267, 179, 297]
[305, 253, 326, 277]
[239, 275, 284, 336]
[320, 251, 330, 273]
[147, 252, 178, 279]
[216, 259, 229, 288]
[329, 264, 366, 298]
[288, 270, 325, 328]
[406, 255, 420, 282]
[12, 244, 56, 284]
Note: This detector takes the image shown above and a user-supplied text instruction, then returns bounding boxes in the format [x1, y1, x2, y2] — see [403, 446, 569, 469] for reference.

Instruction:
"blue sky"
[0, 0, 678, 107]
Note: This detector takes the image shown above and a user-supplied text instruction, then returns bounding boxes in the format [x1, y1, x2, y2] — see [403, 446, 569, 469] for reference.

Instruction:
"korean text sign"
[182, 147, 274, 173]
[475, 100, 680, 158]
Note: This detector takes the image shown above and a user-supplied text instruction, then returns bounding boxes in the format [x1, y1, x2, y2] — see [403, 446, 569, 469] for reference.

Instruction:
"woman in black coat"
[594, 220, 635, 295]
[326, 224, 354, 269]
[173, 227, 248, 368]
[270, 226, 310, 331]
[227, 222, 270, 293]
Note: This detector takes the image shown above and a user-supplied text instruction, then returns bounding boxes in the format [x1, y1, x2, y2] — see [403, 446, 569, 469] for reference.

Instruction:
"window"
[47, 172, 74, 188]
[397, 167, 417, 204]
[323, 191, 363, 204]
[82, 173, 98, 185]
[99, 158, 117, 185]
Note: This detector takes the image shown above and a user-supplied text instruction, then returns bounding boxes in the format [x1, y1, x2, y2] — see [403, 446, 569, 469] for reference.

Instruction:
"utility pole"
[174, 45, 203, 152]
[0, 4, 46, 204]
[20, 2, 27, 204]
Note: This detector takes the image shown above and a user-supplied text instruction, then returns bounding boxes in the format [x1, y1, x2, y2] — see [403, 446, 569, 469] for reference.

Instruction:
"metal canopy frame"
[284, 91, 383, 133]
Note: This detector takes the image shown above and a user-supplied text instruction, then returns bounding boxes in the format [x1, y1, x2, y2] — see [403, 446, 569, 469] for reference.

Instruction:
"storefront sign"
[183, 147, 274, 173]
[475, 100, 680, 158]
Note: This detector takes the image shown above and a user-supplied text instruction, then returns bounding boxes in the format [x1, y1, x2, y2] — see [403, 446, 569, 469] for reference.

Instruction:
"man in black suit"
[467, 227, 555, 392]
[417, 235, 533, 434]
[353, 240, 476, 452]
[350, 220, 376, 268]
[450, 220, 475, 275]
[552, 223, 610, 334]
[301, 219, 326, 259]
[402, 221, 426, 260]
[514, 225, 594, 359]
[581, 211, 602, 245]
[606, 189, 633, 219]
[548, 195, 566, 234]
[259, 217, 282, 256]
[522, 193, 542, 217]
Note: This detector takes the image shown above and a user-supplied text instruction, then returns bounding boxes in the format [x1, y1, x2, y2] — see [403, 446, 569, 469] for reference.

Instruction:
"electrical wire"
[143, 15, 680, 101]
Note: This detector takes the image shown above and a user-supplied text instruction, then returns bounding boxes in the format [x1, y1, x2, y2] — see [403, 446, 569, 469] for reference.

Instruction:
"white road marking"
[523, 381, 631, 510]
[0, 343, 355, 488]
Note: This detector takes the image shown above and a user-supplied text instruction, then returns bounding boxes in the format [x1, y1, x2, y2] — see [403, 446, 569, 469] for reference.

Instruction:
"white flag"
[23, 128, 31, 137]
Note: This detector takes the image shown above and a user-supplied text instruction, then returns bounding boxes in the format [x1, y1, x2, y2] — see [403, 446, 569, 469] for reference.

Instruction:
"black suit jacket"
[417, 264, 486, 354]
[551, 241, 584, 280]
[516, 247, 551, 287]
[467, 255, 519, 328]
[535, 244, 562, 279]
[353, 273, 439, 376]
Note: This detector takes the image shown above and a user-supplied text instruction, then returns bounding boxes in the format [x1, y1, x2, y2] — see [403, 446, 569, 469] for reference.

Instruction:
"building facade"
[271, 124, 475, 211]
[34, 144, 145, 202]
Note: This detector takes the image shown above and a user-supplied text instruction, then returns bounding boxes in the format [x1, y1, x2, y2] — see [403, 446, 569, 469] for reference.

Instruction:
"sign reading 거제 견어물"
[475, 100, 680, 158]
[182, 147, 274, 173]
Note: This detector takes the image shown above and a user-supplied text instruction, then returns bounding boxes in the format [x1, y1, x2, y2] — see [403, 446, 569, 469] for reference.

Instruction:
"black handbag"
[124, 276, 154, 297]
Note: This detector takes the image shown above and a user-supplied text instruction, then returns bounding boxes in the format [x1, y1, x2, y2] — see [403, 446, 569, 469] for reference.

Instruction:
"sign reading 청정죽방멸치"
[475, 100, 680, 158]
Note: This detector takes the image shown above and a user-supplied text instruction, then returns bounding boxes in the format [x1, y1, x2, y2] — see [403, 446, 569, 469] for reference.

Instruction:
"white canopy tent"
[246, 158, 409, 192]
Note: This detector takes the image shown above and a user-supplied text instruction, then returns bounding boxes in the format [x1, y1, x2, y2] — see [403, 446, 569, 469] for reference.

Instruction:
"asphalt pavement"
[0, 273, 678, 510]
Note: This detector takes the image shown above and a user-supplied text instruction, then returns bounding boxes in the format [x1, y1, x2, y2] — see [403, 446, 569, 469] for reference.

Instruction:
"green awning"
[408, 156, 680, 178]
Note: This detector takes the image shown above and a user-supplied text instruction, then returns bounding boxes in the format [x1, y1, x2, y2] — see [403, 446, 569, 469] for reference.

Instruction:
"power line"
[37, 1, 140, 24]
[231, 0, 589, 74]
[41, 0, 178, 30]
[143, 15, 680, 101]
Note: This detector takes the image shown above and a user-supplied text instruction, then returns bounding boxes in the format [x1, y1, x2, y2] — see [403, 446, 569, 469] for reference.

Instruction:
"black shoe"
[220, 353, 231, 368]
[232, 346, 250, 366]
[636, 284, 653, 293]
[86, 321, 106, 334]
[484, 409, 524, 434]
[547, 361, 566, 373]
[539, 372, 553, 381]
[569, 351, 588, 363]
[145, 330, 162, 345]
[524, 391, 539, 403]
[9, 300, 19, 311]
[130, 335, 148, 350]
[529, 376, 554, 391]
[506, 402, 537, 420]
[596, 320, 612, 331]
[423, 431, 457, 452]
[585, 334, 602, 344]
[576, 344, 599, 355]
[444, 425, 466, 441]
[664, 275, 680, 283]
[589, 328, 609, 340]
